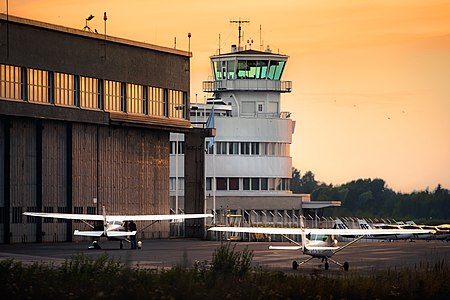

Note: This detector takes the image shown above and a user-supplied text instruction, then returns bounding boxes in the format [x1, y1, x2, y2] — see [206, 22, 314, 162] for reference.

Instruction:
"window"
[148, 86, 164, 116]
[257, 103, 263, 112]
[80, 76, 100, 109]
[228, 142, 239, 154]
[0, 64, 22, 100]
[240, 142, 250, 155]
[251, 142, 259, 155]
[243, 178, 250, 191]
[206, 141, 214, 154]
[206, 177, 212, 191]
[216, 142, 227, 154]
[268, 61, 286, 80]
[171, 141, 185, 155]
[12, 207, 23, 224]
[261, 178, 268, 190]
[216, 177, 227, 190]
[251, 178, 260, 190]
[104, 80, 122, 112]
[229, 178, 239, 190]
[127, 83, 144, 114]
[44, 207, 54, 223]
[168, 89, 185, 119]
[74, 207, 83, 223]
[25, 207, 37, 223]
[269, 143, 276, 156]
[57, 207, 69, 223]
[54, 72, 74, 106]
[170, 177, 185, 190]
[227, 60, 235, 79]
[28, 68, 49, 103]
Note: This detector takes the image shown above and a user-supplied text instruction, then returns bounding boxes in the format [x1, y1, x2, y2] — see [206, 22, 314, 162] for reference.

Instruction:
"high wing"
[208, 226, 432, 236]
[23, 212, 213, 222]
[110, 214, 213, 222]
[23, 212, 104, 221]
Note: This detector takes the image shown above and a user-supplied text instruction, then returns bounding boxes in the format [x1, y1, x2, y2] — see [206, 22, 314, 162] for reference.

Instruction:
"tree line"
[291, 168, 450, 223]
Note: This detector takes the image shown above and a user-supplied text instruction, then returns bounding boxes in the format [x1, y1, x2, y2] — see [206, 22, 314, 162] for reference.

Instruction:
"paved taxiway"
[1, 239, 449, 273]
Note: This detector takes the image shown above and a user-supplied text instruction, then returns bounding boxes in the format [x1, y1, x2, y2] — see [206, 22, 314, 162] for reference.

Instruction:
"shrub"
[211, 243, 253, 277]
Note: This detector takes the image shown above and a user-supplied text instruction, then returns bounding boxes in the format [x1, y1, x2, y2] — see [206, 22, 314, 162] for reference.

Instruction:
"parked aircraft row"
[23, 209, 442, 271]
[208, 220, 436, 271]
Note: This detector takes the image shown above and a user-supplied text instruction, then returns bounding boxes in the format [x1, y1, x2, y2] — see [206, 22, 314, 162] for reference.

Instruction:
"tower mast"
[230, 18, 249, 50]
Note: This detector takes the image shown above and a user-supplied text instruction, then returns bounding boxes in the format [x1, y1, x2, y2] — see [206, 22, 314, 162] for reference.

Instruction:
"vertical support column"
[184, 127, 215, 238]
[184, 128, 206, 238]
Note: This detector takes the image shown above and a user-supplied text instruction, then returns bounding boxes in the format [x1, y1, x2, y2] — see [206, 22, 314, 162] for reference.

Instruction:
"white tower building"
[170, 43, 316, 227]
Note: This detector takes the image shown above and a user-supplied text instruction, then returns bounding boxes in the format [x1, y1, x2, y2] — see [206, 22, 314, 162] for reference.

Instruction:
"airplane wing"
[24, 212, 103, 221]
[107, 213, 213, 222]
[23, 212, 212, 222]
[208, 226, 433, 236]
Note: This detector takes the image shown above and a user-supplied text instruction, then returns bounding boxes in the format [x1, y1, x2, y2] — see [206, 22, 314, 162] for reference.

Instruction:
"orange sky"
[7, 0, 450, 192]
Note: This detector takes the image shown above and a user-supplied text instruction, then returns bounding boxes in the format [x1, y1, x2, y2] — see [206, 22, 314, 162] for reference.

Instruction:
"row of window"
[11, 206, 97, 224]
[170, 141, 290, 156]
[169, 177, 290, 192]
[0, 64, 187, 119]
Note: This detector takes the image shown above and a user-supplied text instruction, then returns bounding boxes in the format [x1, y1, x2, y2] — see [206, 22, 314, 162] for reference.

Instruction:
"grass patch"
[0, 244, 448, 299]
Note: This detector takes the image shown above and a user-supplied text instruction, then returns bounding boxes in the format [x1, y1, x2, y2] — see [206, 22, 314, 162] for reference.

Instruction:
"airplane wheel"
[343, 261, 349, 271]
[292, 260, 299, 270]
[324, 261, 329, 270]
[120, 241, 123, 250]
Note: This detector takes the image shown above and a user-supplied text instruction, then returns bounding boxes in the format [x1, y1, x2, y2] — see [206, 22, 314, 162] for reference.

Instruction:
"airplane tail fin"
[357, 218, 372, 230]
[334, 218, 350, 230]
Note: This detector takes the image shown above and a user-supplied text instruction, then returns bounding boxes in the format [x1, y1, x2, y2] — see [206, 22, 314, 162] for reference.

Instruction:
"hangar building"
[0, 14, 206, 244]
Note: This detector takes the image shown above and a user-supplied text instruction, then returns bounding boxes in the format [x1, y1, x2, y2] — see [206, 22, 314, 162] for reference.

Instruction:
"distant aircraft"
[208, 225, 431, 271]
[357, 219, 426, 241]
[24, 206, 212, 249]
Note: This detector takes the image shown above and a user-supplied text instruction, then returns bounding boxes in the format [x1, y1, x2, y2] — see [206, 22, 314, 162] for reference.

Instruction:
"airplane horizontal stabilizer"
[74, 230, 104, 237]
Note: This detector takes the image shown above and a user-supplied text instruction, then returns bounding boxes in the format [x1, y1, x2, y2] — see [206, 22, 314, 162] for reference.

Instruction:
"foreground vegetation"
[0, 243, 448, 299]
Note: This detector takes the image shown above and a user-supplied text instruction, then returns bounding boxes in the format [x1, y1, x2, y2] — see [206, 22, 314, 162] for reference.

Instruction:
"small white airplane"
[357, 219, 423, 241]
[24, 206, 213, 249]
[208, 224, 432, 271]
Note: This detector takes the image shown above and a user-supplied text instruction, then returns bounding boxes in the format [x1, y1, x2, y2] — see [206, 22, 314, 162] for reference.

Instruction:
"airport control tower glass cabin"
[170, 44, 303, 224]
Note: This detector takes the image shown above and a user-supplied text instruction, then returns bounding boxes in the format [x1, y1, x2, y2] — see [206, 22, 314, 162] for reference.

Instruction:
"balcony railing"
[203, 79, 292, 93]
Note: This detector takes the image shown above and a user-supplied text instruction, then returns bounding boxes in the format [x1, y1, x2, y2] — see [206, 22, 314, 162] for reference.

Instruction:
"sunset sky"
[7, 0, 450, 192]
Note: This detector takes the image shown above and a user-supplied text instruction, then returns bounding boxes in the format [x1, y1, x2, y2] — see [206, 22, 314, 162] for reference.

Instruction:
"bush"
[211, 243, 253, 277]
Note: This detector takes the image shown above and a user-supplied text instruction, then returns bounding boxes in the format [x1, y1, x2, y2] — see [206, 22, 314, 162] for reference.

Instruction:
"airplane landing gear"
[324, 261, 329, 270]
[88, 240, 102, 250]
[120, 241, 123, 249]
[292, 260, 299, 270]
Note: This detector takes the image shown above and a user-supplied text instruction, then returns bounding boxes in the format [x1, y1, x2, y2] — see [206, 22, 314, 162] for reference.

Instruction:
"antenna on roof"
[83, 14, 94, 32]
[259, 24, 263, 50]
[230, 18, 249, 51]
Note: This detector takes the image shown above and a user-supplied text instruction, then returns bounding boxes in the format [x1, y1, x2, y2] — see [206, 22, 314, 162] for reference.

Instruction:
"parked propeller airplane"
[208, 225, 432, 270]
[24, 207, 212, 249]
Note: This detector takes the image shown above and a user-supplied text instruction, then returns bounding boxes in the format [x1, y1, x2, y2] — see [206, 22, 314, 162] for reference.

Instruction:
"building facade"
[0, 14, 193, 243]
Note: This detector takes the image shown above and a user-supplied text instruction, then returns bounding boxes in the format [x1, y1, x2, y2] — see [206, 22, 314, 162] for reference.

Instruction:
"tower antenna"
[259, 24, 263, 50]
[230, 18, 250, 50]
